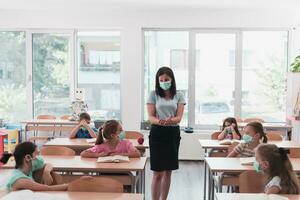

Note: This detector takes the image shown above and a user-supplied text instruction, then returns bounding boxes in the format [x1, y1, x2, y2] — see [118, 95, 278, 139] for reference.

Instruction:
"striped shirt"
[233, 143, 255, 157]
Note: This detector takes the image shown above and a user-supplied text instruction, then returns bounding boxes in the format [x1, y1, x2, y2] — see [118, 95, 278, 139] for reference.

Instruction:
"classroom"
[0, 0, 300, 200]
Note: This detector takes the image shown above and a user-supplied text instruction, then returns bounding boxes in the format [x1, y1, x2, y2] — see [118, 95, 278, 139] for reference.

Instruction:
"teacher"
[147, 66, 186, 200]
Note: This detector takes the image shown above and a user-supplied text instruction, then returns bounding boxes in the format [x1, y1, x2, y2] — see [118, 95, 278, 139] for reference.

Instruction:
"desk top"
[21, 119, 79, 125]
[44, 138, 149, 150]
[205, 157, 300, 173]
[0, 191, 144, 200]
[216, 193, 300, 200]
[1, 156, 147, 172]
[218, 122, 292, 129]
[199, 139, 300, 149]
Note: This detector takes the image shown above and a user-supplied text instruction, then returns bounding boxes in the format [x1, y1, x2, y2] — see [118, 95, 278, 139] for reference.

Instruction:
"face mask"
[242, 134, 253, 144]
[31, 155, 44, 170]
[119, 131, 126, 140]
[159, 81, 171, 90]
[226, 127, 232, 134]
[253, 161, 262, 173]
[81, 127, 87, 131]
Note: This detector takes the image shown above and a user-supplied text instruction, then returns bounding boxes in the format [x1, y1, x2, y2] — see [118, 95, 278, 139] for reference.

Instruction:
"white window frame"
[142, 28, 291, 130]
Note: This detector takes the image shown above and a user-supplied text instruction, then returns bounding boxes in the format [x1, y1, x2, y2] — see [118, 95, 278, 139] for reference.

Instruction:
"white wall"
[0, 8, 299, 130]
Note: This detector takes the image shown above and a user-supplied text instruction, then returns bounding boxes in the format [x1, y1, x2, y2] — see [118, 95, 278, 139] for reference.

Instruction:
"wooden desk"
[199, 139, 300, 200]
[205, 158, 300, 200]
[2, 156, 147, 194]
[43, 138, 149, 154]
[216, 193, 300, 200]
[21, 120, 79, 140]
[199, 139, 300, 151]
[1, 191, 144, 200]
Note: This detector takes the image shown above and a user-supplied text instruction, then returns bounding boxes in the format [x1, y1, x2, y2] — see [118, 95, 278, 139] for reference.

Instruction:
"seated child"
[80, 120, 141, 158]
[69, 112, 97, 139]
[228, 121, 267, 157]
[254, 143, 300, 194]
[218, 117, 241, 140]
[0, 142, 68, 191]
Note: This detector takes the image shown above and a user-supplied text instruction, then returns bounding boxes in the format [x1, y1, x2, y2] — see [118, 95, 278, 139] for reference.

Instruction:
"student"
[254, 144, 300, 194]
[0, 142, 68, 191]
[69, 112, 97, 139]
[80, 120, 140, 158]
[218, 117, 241, 140]
[228, 121, 268, 157]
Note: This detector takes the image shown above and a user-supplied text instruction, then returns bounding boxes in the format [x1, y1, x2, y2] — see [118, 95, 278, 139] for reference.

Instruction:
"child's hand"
[98, 152, 109, 157]
[42, 171, 53, 185]
[231, 123, 236, 128]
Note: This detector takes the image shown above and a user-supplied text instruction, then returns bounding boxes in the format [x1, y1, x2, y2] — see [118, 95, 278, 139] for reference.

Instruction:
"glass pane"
[195, 33, 236, 125]
[144, 31, 189, 126]
[77, 31, 121, 120]
[0, 32, 26, 122]
[33, 33, 71, 117]
[242, 31, 288, 122]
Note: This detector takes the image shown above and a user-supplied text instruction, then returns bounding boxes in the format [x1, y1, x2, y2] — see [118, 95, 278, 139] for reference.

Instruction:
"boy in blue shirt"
[69, 113, 97, 139]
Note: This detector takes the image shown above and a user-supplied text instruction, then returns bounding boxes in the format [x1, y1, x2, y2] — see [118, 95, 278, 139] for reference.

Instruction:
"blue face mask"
[226, 127, 232, 134]
[253, 160, 262, 173]
[81, 127, 87, 131]
[242, 134, 253, 144]
[159, 81, 171, 90]
[119, 131, 126, 140]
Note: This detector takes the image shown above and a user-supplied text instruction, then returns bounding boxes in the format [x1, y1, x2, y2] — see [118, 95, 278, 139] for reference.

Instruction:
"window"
[77, 31, 121, 120]
[195, 33, 236, 125]
[144, 30, 289, 127]
[241, 31, 288, 122]
[0, 31, 27, 122]
[144, 31, 189, 126]
[32, 33, 72, 117]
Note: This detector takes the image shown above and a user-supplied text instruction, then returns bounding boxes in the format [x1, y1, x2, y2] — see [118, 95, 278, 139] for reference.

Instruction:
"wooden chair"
[33, 166, 63, 185]
[243, 118, 265, 123]
[125, 131, 143, 139]
[235, 117, 243, 123]
[68, 177, 123, 193]
[59, 115, 72, 136]
[227, 142, 239, 155]
[239, 171, 265, 193]
[289, 149, 300, 158]
[41, 146, 76, 156]
[211, 131, 221, 140]
[35, 115, 57, 137]
[266, 131, 283, 141]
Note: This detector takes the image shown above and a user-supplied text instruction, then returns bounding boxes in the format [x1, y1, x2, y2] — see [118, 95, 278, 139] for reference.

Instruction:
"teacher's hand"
[165, 117, 176, 125]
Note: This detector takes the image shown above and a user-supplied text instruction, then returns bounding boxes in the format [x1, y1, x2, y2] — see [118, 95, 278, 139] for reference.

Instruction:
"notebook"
[86, 138, 97, 143]
[219, 139, 241, 145]
[239, 157, 255, 165]
[97, 155, 129, 163]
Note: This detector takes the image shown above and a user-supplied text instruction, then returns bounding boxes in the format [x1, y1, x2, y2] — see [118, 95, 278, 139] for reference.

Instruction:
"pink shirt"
[86, 140, 136, 154]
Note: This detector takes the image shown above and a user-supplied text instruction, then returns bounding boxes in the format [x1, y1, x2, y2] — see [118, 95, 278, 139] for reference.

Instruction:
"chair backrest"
[125, 131, 143, 139]
[41, 146, 75, 156]
[211, 131, 221, 140]
[68, 177, 123, 193]
[266, 131, 283, 141]
[290, 149, 300, 158]
[243, 118, 265, 123]
[239, 171, 266, 193]
[60, 115, 71, 120]
[37, 115, 56, 120]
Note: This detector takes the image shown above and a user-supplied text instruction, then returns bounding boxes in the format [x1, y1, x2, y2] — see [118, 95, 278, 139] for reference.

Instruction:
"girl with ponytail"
[254, 144, 300, 194]
[0, 141, 68, 191]
[80, 120, 140, 158]
[228, 121, 268, 157]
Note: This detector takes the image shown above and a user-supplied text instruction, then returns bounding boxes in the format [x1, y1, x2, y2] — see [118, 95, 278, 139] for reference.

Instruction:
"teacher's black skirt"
[149, 125, 181, 171]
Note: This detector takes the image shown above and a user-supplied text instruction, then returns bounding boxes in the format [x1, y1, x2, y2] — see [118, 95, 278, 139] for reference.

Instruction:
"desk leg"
[142, 169, 145, 194]
[203, 149, 207, 200]
[24, 125, 27, 141]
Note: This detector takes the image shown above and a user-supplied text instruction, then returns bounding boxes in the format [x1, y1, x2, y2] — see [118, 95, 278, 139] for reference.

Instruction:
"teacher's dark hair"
[155, 66, 177, 98]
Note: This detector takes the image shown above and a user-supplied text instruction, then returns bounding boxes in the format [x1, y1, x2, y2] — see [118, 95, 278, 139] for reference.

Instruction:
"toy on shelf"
[70, 88, 88, 121]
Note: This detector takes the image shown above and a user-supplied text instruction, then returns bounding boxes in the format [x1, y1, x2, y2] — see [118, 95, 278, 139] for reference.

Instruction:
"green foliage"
[291, 55, 300, 72]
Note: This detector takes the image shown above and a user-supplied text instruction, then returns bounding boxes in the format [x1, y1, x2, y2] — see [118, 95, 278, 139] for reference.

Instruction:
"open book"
[86, 138, 97, 143]
[219, 139, 241, 145]
[239, 157, 255, 165]
[97, 155, 129, 163]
